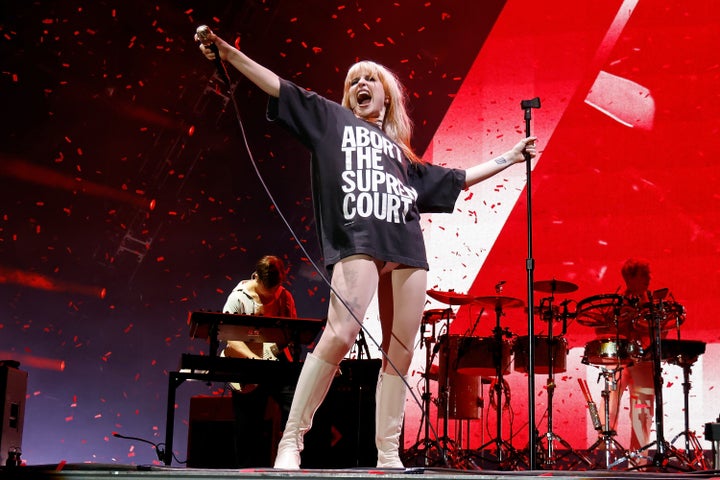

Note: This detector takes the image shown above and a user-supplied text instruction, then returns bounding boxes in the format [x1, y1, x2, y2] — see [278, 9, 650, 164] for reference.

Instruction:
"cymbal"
[534, 279, 578, 294]
[652, 287, 669, 300]
[427, 289, 475, 305]
[475, 296, 525, 309]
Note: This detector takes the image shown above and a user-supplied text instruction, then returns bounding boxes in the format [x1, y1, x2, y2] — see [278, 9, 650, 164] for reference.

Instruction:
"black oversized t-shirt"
[267, 79, 465, 270]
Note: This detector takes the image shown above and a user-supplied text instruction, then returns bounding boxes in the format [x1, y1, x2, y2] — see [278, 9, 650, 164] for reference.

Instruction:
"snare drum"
[513, 335, 568, 374]
[582, 338, 641, 366]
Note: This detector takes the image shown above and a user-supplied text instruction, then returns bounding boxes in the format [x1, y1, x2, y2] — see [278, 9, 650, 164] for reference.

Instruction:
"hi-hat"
[427, 289, 475, 305]
[422, 308, 456, 323]
[533, 279, 578, 294]
[475, 296, 525, 309]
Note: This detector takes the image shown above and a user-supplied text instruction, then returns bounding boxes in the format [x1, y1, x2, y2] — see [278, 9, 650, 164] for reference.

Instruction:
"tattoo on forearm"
[494, 156, 508, 165]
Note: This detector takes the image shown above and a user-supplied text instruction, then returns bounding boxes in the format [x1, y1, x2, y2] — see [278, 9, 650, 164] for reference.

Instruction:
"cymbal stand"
[535, 297, 593, 468]
[583, 298, 634, 469]
[585, 366, 634, 469]
[474, 302, 521, 469]
[402, 310, 452, 467]
[670, 356, 707, 469]
[634, 295, 692, 471]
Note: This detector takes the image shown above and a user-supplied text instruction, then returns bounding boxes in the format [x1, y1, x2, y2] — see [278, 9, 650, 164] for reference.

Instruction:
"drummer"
[596, 258, 656, 453]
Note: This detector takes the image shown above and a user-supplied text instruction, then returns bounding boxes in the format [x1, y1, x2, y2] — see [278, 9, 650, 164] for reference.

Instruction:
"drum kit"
[402, 281, 706, 472]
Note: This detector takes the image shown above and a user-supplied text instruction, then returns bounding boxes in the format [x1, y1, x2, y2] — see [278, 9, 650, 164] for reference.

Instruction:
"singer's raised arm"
[196, 27, 280, 98]
[463, 136, 537, 188]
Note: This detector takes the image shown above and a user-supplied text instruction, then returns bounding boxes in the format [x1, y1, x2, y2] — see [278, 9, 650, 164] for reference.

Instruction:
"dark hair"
[254, 255, 287, 289]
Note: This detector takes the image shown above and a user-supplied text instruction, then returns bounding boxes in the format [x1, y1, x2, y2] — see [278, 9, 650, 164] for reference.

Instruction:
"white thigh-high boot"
[273, 353, 338, 469]
[375, 372, 407, 468]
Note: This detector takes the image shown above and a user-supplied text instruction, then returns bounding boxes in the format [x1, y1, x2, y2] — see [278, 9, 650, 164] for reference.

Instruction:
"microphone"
[520, 97, 541, 110]
[196, 25, 231, 88]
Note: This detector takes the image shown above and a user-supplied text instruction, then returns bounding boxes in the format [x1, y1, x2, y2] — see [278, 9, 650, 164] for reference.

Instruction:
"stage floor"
[3, 464, 720, 480]
[3, 447, 718, 480]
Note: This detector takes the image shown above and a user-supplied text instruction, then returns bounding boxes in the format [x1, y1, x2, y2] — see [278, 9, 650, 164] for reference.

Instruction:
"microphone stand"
[521, 97, 541, 470]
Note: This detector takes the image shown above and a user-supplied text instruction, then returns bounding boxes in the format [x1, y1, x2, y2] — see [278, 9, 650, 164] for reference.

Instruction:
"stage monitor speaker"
[302, 359, 381, 468]
[186, 359, 382, 469]
[186, 393, 282, 468]
[0, 360, 27, 466]
[186, 396, 236, 468]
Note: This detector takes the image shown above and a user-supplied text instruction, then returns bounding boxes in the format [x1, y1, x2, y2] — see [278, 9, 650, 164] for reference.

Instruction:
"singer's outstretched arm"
[463, 137, 537, 188]
[195, 27, 537, 184]
[196, 30, 280, 98]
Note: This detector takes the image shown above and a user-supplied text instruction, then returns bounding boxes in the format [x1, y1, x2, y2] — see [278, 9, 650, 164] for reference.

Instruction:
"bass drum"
[513, 335, 568, 374]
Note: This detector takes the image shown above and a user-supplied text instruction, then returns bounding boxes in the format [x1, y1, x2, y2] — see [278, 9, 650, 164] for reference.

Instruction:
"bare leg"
[313, 255, 381, 363]
[274, 255, 380, 468]
[377, 266, 426, 375]
[375, 267, 426, 467]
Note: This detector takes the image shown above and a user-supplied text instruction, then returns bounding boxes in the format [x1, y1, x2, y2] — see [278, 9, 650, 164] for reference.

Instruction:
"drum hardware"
[528, 288, 592, 469]
[402, 307, 455, 467]
[403, 306, 452, 467]
[631, 300, 686, 333]
[422, 308, 456, 324]
[577, 292, 643, 468]
[583, 366, 636, 469]
[632, 292, 694, 471]
[436, 331, 475, 469]
[472, 292, 524, 469]
[575, 293, 627, 328]
[436, 333, 496, 470]
[665, 339, 707, 470]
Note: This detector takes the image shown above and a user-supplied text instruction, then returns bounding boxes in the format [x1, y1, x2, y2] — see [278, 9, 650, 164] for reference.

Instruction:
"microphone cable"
[196, 27, 448, 466]
[112, 432, 185, 465]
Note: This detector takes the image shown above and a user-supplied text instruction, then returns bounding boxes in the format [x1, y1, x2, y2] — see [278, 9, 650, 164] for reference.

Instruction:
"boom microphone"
[196, 25, 231, 88]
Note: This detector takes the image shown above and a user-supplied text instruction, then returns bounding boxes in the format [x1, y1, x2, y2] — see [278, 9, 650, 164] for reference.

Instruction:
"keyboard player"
[222, 255, 297, 362]
[221, 255, 298, 467]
